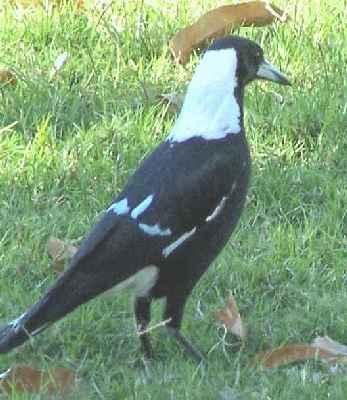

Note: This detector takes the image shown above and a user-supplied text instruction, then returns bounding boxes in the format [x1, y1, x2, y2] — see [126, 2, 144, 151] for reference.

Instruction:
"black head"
[208, 36, 290, 86]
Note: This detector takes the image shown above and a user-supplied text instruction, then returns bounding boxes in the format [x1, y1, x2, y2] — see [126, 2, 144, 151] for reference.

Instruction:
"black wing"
[74, 135, 246, 265]
[122, 140, 236, 231]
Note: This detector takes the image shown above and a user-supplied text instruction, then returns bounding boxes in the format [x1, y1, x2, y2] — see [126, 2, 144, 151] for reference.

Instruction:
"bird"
[0, 36, 290, 363]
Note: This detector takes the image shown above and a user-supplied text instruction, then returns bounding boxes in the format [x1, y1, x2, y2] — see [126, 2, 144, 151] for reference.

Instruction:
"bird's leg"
[164, 294, 206, 364]
[134, 296, 153, 359]
[166, 326, 206, 364]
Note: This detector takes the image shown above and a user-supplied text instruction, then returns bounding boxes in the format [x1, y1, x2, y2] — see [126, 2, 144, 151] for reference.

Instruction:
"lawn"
[0, 0, 346, 398]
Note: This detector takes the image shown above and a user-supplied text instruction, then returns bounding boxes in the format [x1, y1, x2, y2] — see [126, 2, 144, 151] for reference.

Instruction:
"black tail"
[0, 215, 147, 354]
[0, 265, 109, 354]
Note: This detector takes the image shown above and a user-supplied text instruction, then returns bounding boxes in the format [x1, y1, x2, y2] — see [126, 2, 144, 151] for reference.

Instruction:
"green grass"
[0, 0, 346, 398]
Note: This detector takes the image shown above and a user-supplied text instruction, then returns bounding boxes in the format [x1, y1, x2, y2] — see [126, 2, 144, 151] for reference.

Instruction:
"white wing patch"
[131, 194, 154, 219]
[206, 196, 228, 222]
[162, 227, 197, 258]
[107, 198, 130, 215]
[107, 194, 172, 237]
[168, 48, 240, 143]
[139, 223, 172, 237]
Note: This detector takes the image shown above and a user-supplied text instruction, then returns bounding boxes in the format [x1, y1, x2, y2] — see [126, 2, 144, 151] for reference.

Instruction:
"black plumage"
[0, 36, 290, 362]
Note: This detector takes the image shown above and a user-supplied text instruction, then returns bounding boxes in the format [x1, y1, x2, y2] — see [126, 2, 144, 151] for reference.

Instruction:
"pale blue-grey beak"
[256, 59, 291, 86]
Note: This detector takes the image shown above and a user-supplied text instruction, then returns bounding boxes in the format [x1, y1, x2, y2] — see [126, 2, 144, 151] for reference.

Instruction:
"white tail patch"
[133, 266, 159, 297]
[106, 266, 159, 298]
[131, 194, 154, 219]
[108, 198, 130, 215]
[168, 48, 240, 143]
[162, 227, 196, 258]
[206, 196, 228, 222]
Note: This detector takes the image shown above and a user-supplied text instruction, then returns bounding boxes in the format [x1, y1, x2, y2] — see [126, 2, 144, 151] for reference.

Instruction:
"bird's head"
[169, 35, 291, 142]
[208, 35, 291, 87]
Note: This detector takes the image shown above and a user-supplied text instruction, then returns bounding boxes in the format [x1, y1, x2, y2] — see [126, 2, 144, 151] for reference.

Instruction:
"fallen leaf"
[170, 1, 289, 64]
[0, 364, 76, 395]
[159, 92, 185, 113]
[47, 237, 78, 274]
[0, 69, 17, 86]
[255, 341, 347, 368]
[215, 295, 246, 339]
[255, 344, 324, 368]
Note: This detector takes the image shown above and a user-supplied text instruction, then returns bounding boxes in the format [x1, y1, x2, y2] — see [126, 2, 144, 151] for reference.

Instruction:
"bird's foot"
[166, 326, 207, 365]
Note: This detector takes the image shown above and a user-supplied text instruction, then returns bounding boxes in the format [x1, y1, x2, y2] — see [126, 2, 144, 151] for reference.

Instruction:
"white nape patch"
[131, 195, 154, 219]
[139, 223, 172, 237]
[162, 227, 196, 258]
[107, 266, 159, 298]
[206, 196, 228, 222]
[168, 48, 241, 143]
[107, 198, 130, 215]
[10, 312, 26, 332]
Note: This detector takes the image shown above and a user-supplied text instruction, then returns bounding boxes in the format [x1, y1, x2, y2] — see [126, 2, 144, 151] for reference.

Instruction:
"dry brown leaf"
[170, 1, 289, 64]
[47, 237, 78, 274]
[0, 69, 17, 86]
[215, 295, 246, 339]
[255, 341, 347, 369]
[0, 364, 76, 395]
[255, 344, 333, 368]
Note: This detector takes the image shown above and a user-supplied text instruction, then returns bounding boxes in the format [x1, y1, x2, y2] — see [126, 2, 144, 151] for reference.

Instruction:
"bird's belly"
[152, 177, 248, 299]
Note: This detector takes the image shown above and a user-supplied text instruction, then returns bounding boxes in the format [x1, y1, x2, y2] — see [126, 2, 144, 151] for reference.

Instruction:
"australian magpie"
[0, 36, 290, 363]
